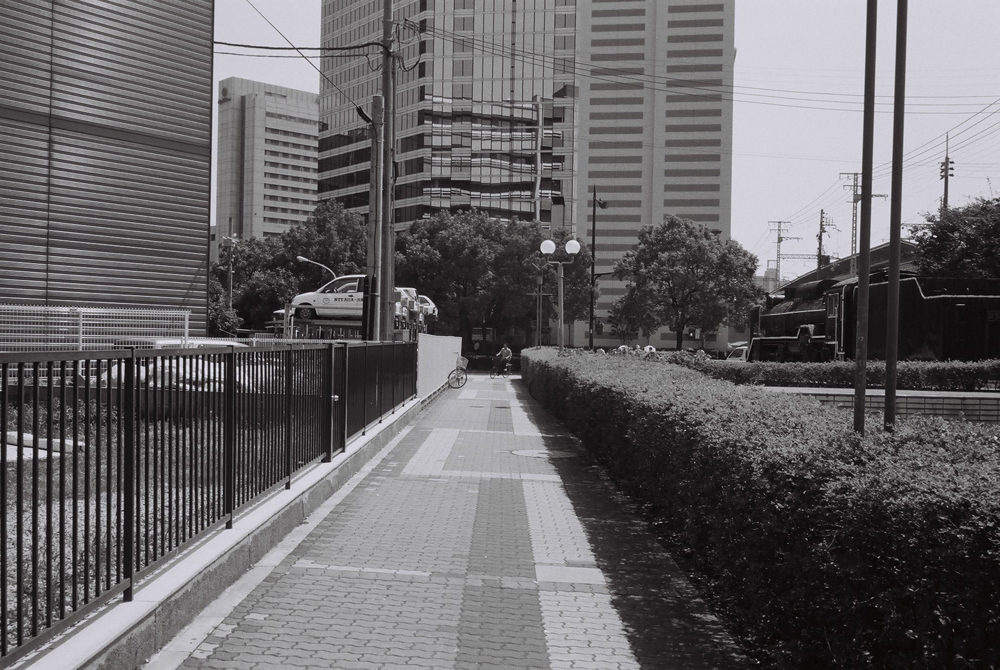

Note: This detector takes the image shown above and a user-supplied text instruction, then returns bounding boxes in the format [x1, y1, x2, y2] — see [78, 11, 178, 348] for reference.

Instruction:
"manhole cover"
[511, 449, 577, 459]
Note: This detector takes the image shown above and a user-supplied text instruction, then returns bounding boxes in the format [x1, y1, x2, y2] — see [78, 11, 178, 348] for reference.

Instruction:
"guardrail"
[0, 341, 416, 666]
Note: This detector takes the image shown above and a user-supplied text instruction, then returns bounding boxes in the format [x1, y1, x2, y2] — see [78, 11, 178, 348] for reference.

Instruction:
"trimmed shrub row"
[523, 348, 1000, 669]
[665, 354, 1000, 391]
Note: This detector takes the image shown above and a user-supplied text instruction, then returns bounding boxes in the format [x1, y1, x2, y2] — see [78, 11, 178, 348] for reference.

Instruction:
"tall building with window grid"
[216, 77, 319, 251]
[319, 0, 734, 348]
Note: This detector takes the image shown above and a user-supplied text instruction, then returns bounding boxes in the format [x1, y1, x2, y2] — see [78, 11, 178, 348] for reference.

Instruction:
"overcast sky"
[213, 0, 1000, 281]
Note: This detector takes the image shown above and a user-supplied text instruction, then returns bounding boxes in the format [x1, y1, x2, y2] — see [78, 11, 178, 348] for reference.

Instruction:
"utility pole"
[816, 210, 836, 271]
[367, 95, 384, 340]
[939, 133, 954, 210]
[589, 187, 607, 349]
[378, 0, 396, 341]
[768, 221, 797, 288]
[884, 0, 909, 432]
[224, 224, 234, 312]
[854, 0, 879, 435]
[841, 172, 886, 276]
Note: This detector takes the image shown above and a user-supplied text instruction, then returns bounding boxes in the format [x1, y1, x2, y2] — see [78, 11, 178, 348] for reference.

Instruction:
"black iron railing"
[0, 340, 415, 665]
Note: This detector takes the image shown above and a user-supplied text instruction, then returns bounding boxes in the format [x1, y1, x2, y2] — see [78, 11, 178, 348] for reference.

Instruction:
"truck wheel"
[295, 307, 317, 320]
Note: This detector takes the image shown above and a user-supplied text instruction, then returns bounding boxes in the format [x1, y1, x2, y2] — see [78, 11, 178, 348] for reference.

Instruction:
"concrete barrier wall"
[417, 334, 462, 399]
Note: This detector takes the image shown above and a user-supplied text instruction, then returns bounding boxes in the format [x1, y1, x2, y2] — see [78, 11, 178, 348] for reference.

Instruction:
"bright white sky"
[213, 1, 1000, 282]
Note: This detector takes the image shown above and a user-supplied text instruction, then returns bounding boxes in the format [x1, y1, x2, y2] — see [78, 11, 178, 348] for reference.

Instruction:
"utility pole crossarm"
[841, 172, 887, 276]
[768, 220, 797, 288]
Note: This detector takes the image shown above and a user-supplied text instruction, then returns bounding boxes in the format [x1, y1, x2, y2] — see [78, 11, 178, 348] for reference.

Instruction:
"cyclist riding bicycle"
[493, 343, 513, 375]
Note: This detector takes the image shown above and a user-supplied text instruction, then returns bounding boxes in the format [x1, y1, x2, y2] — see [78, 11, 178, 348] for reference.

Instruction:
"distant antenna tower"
[768, 221, 797, 287]
[841, 172, 887, 276]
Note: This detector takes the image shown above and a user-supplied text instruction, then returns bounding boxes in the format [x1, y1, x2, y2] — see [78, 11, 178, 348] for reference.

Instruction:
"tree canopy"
[208, 201, 367, 333]
[208, 201, 595, 342]
[395, 210, 591, 345]
[912, 197, 1000, 278]
[611, 216, 762, 350]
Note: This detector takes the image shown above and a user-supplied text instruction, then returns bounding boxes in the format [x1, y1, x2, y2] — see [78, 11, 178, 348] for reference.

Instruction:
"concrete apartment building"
[318, 0, 734, 348]
[215, 77, 319, 253]
[0, 1, 214, 330]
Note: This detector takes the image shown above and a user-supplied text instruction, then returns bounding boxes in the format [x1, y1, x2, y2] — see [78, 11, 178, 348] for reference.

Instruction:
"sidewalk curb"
[22, 389, 441, 670]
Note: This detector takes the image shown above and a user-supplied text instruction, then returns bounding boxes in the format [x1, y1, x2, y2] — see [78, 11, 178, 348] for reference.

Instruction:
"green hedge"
[522, 347, 1000, 669]
[644, 351, 1000, 391]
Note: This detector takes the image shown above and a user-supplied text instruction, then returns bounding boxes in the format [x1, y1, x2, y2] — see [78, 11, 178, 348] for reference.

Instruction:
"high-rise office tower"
[318, 0, 734, 346]
[0, 1, 214, 330]
[579, 1, 735, 346]
[216, 78, 320, 252]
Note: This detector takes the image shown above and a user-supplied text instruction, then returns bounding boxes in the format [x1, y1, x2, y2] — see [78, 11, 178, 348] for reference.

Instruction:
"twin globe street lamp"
[540, 238, 580, 351]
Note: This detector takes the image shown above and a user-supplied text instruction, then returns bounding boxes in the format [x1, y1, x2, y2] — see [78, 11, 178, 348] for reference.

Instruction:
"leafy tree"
[395, 210, 591, 346]
[912, 197, 1000, 278]
[282, 199, 367, 290]
[210, 201, 369, 333]
[233, 267, 299, 330]
[607, 283, 659, 344]
[207, 268, 241, 336]
[612, 215, 762, 350]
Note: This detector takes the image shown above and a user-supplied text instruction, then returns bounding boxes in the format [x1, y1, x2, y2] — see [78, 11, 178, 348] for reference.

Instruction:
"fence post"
[123, 349, 135, 602]
[322, 344, 334, 463]
[378, 342, 385, 423]
[391, 342, 397, 413]
[224, 347, 236, 529]
[340, 342, 349, 453]
[285, 348, 293, 489]
[361, 342, 368, 435]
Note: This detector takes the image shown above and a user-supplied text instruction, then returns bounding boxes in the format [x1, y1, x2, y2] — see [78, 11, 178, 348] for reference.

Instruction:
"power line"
[412, 22, 1000, 115]
[243, 0, 370, 121]
[215, 40, 382, 52]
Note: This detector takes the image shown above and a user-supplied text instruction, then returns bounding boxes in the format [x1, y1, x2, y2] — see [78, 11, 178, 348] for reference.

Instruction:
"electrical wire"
[216, 51, 354, 59]
[411, 21, 1000, 115]
[215, 40, 382, 52]
[243, 0, 373, 123]
[290, 11, 995, 267]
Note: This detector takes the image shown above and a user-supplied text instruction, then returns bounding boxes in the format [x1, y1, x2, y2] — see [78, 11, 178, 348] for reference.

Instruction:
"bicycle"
[490, 359, 511, 379]
[447, 355, 468, 388]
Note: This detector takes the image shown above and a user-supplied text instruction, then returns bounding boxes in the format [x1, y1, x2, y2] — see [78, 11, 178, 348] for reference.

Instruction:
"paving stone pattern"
[168, 375, 747, 670]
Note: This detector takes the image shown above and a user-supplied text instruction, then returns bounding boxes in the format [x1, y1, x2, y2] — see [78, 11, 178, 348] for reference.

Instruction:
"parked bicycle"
[448, 355, 468, 388]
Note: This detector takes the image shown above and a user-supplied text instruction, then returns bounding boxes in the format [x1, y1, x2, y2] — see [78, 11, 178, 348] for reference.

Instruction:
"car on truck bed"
[291, 274, 365, 320]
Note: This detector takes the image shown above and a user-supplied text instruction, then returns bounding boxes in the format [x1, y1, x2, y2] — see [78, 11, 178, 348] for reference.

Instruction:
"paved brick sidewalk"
[146, 375, 747, 670]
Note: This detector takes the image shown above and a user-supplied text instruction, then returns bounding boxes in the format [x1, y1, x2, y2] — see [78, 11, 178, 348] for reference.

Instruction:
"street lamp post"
[296, 255, 336, 278]
[589, 188, 607, 349]
[540, 238, 580, 351]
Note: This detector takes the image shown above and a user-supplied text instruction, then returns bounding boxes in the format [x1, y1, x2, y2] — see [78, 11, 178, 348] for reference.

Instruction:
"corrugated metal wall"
[0, 0, 213, 332]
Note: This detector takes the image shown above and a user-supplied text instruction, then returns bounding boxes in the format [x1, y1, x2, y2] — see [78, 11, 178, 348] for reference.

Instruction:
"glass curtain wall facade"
[319, 0, 577, 230]
[0, 1, 214, 331]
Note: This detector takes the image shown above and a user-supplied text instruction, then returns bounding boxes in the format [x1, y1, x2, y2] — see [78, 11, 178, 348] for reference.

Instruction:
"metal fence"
[0, 305, 191, 353]
[0, 340, 415, 665]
